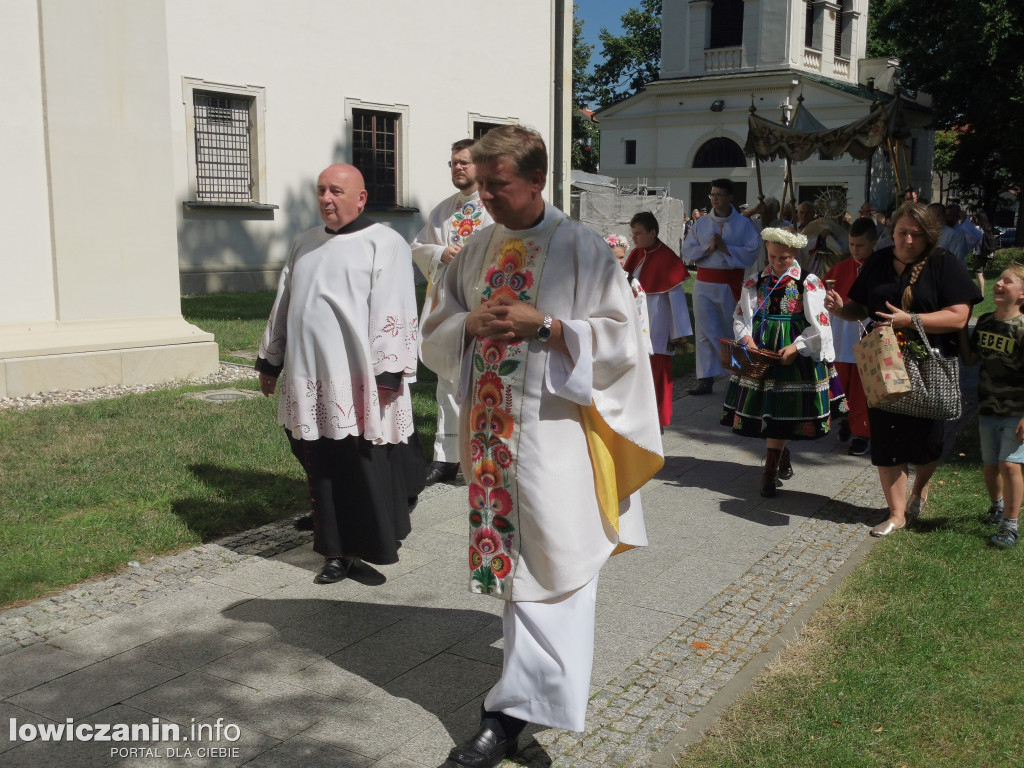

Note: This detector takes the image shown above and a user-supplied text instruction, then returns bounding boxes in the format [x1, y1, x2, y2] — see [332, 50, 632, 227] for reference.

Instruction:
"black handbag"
[879, 312, 961, 421]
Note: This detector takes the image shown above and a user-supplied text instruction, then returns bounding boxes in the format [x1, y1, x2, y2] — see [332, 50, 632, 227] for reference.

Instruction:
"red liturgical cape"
[623, 241, 689, 294]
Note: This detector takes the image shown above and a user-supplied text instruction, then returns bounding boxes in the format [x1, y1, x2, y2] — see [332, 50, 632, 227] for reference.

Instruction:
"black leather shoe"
[688, 378, 713, 396]
[313, 558, 350, 584]
[293, 512, 314, 531]
[425, 461, 460, 486]
[447, 722, 520, 768]
[777, 447, 794, 481]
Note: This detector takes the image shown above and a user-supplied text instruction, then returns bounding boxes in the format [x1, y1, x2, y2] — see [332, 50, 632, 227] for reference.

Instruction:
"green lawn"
[674, 420, 1023, 768]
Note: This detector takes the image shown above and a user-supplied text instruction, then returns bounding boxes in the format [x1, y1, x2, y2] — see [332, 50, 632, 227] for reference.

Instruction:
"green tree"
[587, 0, 662, 108]
[572, 8, 599, 172]
[869, 0, 1024, 237]
[931, 129, 956, 204]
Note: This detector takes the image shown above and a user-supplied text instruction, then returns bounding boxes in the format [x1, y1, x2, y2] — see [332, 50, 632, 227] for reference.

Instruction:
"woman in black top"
[825, 202, 981, 536]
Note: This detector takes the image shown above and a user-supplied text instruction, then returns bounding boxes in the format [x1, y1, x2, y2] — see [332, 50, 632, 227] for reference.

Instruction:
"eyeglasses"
[448, 160, 472, 168]
[708, 193, 730, 200]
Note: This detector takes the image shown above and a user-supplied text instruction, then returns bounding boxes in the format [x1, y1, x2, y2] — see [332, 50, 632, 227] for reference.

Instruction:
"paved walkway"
[1, 388, 886, 768]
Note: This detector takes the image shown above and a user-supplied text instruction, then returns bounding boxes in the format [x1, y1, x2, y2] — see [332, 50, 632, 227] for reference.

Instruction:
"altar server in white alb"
[412, 139, 493, 486]
[256, 164, 425, 586]
[681, 178, 761, 396]
[421, 126, 663, 768]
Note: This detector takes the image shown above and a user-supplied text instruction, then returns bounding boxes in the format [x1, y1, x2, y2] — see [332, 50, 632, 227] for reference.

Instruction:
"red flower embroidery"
[805, 279, 819, 291]
[480, 339, 505, 364]
[497, 239, 527, 273]
[490, 554, 512, 578]
[744, 278, 756, 288]
[471, 405, 490, 433]
[818, 312, 830, 326]
[492, 443, 514, 468]
[455, 218, 476, 238]
[470, 438, 485, 463]
[469, 483, 486, 511]
[476, 458, 501, 488]
[469, 547, 483, 569]
[788, 300, 801, 313]
[474, 527, 502, 556]
[487, 409, 514, 438]
[488, 488, 513, 516]
[490, 284, 520, 303]
[380, 315, 403, 337]
[485, 267, 506, 292]
[477, 372, 503, 407]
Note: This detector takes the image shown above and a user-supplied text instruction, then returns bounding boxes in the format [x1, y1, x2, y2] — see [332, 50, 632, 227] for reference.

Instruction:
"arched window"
[709, 0, 744, 49]
[693, 138, 746, 168]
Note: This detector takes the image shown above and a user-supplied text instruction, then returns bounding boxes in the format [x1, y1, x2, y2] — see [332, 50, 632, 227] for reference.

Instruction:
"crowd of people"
[253, 129, 1020, 766]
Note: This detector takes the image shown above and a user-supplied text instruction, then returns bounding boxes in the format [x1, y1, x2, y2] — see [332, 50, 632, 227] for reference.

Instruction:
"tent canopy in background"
[570, 171, 686, 255]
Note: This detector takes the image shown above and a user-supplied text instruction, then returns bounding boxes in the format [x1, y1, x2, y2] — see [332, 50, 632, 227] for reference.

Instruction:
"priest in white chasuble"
[421, 126, 663, 768]
[256, 164, 425, 586]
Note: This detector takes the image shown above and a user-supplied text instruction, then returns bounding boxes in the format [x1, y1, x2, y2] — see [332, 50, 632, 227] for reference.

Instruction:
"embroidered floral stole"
[466, 220, 560, 597]
[430, 198, 488, 311]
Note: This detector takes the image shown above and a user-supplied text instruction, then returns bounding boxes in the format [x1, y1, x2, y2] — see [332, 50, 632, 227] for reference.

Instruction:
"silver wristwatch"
[536, 315, 553, 342]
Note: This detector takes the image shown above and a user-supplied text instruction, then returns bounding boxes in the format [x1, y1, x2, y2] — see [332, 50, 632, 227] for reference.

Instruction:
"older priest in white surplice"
[256, 164, 425, 586]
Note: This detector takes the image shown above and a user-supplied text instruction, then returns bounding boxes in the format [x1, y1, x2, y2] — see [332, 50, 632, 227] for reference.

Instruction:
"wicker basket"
[718, 339, 782, 380]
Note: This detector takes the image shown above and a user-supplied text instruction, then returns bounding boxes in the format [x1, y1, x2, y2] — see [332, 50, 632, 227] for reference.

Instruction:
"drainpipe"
[552, 0, 570, 211]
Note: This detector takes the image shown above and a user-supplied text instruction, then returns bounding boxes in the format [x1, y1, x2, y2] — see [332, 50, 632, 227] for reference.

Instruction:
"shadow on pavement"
[658, 455, 883, 529]
[219, 597, 552, 767]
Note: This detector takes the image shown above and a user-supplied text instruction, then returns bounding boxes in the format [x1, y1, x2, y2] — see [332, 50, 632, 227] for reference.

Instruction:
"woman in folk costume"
[623, 211, 692, 429]
[721, 226, 844, 497]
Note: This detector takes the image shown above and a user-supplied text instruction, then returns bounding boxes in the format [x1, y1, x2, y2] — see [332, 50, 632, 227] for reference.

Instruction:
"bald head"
[317, 164, 367, 230]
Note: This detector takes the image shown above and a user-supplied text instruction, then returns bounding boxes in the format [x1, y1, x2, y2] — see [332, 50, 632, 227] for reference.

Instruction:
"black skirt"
[867, 408, 944, 467]
[287, 428, 426, 564]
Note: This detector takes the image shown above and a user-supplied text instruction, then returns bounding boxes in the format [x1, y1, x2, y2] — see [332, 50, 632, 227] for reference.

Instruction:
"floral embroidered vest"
[466, 220, 561, 597]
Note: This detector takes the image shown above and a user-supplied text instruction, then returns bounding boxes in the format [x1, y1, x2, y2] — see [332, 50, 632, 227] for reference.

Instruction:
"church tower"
[660, 0, 869, 84]
[594, 0, 931, 220]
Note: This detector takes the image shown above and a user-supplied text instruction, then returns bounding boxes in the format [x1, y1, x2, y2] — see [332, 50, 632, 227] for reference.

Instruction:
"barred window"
[352, 109, 398, 206]
[193, 91, 254, 202]
[182, 78, 268, 208]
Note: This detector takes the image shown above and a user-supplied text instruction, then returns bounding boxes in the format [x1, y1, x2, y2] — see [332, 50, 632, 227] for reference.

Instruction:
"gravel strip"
[0, 363, 258, 412]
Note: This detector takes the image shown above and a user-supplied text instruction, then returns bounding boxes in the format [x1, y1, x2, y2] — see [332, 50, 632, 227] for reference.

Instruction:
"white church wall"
[0, 0, 219, 399]
[0, 3, 56, 327]
[164, 0, 559, 294]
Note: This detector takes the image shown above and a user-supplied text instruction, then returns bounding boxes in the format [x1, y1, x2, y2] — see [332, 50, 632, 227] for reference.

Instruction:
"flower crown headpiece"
[760, 227, 807, 249]
[605, 234, 629, 249]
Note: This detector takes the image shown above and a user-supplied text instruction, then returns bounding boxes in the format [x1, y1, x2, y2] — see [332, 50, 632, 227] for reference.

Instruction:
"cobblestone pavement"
[1, 390, 885, 767]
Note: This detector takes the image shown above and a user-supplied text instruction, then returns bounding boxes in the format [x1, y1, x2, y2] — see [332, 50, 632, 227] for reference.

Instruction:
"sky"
[575, 0, 637, 64]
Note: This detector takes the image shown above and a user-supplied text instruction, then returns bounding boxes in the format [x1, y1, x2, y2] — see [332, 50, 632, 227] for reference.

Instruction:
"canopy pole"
[749, 99, 765, 204]
[886, 137, 903, 198]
